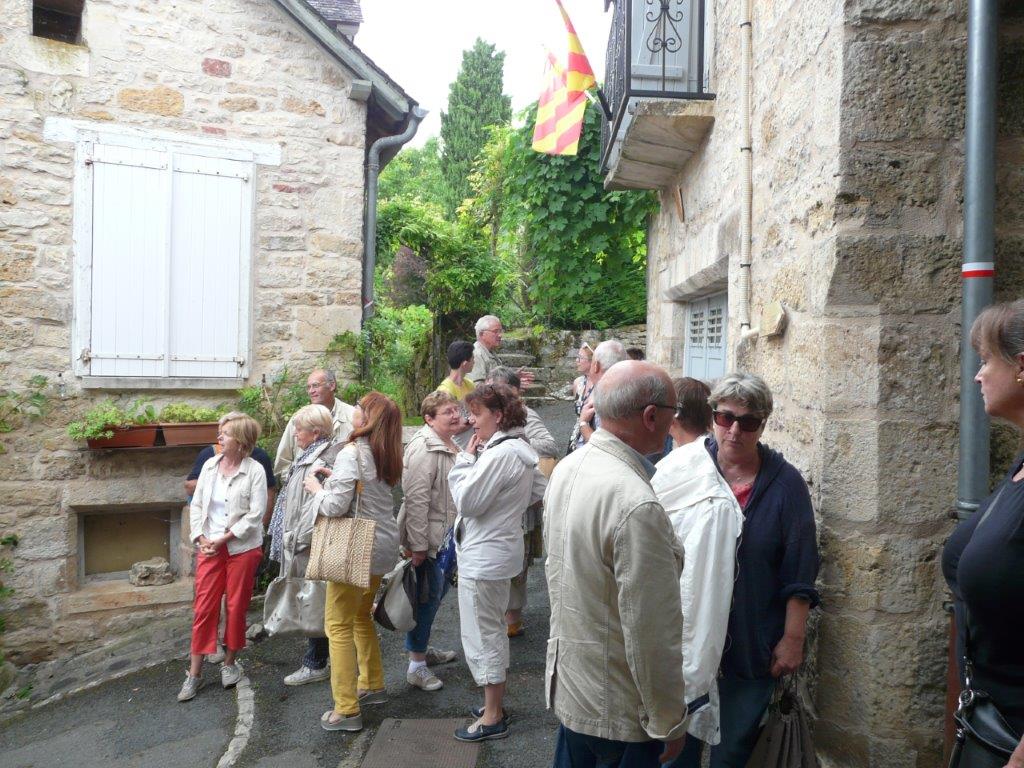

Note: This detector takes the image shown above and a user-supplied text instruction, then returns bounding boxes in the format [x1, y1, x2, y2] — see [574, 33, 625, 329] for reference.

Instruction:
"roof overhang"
[268, 0, 416, 127]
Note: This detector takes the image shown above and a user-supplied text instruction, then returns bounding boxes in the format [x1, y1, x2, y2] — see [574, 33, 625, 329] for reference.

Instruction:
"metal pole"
[362, 106, 428, 380]
[957, 0, 998, 520]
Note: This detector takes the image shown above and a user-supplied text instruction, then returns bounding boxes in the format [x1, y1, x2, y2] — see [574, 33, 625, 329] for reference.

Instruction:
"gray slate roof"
[305, 0, 362, 25]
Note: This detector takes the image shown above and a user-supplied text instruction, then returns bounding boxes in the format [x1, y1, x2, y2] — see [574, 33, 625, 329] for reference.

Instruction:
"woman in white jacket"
[179, 413, 266, 702]
[448, 383, 546, 743]
[303, 392, 402, 733]
[651, 379, 743, 766]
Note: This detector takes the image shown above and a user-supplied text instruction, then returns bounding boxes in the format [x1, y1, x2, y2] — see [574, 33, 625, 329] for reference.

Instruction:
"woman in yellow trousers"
[303, 392, 403, 732]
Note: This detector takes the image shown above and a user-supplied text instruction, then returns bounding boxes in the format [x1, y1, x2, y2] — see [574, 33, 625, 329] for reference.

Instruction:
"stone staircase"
[499, 337, 559, 407]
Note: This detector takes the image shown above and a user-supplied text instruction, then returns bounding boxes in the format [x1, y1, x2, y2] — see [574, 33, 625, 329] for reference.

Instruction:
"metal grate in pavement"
[360, 718, 479, 768]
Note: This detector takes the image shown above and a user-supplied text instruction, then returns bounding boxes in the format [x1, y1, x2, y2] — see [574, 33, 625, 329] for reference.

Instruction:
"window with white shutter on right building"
[683, 292, 727, 382]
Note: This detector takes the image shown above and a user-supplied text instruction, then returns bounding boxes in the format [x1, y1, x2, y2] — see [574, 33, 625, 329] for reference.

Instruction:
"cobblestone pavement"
[2, 403, 576, 768]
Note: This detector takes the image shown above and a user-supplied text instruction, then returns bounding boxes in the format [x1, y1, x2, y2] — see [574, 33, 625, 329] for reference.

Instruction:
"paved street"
[2, 402, 577, 768]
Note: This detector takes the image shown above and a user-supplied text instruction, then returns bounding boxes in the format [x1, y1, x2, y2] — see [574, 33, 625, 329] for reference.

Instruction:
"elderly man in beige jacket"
[544, 360, 687, 767]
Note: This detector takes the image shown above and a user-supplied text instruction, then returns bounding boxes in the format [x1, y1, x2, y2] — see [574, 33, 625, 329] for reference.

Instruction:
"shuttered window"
[683, 292, 727, 382]
[75, 141, 253, 383]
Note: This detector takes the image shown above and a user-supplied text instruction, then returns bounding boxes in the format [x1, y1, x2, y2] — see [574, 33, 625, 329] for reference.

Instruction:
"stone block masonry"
[641, 1, 1024, 766]
[0, 0, 376, 706]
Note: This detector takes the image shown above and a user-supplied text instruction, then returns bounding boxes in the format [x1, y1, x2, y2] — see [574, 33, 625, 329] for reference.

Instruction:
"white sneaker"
[425, 647, 458, 666]
[407, 665, 443, 691]
[283, 665, 330, 686]
[207, 645, 226, 664]
[177, 674, 203, 702]
[221, 662, 243, 689]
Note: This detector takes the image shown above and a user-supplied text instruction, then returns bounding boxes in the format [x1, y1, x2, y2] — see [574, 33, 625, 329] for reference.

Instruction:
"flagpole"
[594, 86, 613, 121]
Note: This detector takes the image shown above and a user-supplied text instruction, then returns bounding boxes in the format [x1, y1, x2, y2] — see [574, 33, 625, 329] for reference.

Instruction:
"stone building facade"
[0, 0, 416, 710]
[602, 0, 1023, 765]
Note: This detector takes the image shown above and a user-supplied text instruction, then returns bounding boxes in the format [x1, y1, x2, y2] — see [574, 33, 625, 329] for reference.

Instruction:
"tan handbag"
[305, 445, 376, 588]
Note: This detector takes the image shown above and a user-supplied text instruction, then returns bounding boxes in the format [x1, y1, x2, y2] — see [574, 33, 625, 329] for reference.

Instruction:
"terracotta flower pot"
[86, 425, 160, 449]
[160, 422, 220, 447]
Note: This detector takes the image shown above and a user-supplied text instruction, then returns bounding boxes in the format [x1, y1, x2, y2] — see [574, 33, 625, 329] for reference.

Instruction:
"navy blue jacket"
[708, 438, 820, 679]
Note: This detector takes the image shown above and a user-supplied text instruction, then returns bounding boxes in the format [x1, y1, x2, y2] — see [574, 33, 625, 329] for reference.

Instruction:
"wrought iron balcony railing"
[600, 0, 713, 174]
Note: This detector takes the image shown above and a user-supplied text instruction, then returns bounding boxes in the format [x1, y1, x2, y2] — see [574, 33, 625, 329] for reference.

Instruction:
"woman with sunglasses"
[675, 372, 819, 768]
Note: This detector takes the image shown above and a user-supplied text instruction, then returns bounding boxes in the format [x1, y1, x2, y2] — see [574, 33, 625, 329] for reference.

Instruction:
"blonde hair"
[219, 412, 260, 455]
[291, 403, 334, 438]
[971, 300, 1024, 363]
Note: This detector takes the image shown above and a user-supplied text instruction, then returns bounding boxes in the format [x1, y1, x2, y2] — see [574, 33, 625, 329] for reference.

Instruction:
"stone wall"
[643, 0, 1024, 765]
[0, 0, 372, 707]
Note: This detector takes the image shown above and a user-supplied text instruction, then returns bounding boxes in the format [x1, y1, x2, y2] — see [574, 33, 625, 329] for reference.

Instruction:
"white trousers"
[458, 576, 510, 686]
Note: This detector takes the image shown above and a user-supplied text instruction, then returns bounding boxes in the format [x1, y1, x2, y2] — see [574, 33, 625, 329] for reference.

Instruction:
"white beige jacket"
[448, 430, 546, 580]
[190, 454, 267, 555]
[308, 439, 401, 576]
[652, 439, 743, 745]
[544, 428, 687, 743]
[273, 398, 355, 480]
[397, 426, 458, 558]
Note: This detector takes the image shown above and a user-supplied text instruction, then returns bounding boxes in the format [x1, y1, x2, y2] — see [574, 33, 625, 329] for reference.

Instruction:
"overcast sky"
[357, 0, 612, 146]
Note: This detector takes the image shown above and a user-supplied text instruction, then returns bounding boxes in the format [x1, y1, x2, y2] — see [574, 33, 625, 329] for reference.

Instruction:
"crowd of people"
[175, 309, 863, 766]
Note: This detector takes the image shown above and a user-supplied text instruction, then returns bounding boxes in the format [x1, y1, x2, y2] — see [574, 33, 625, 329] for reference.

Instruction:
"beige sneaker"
[407, 665, 443, 691]
[424, 647, 458, 666]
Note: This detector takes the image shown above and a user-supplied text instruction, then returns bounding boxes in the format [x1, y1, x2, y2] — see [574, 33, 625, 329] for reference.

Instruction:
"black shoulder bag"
[949, 486, 1022, 768]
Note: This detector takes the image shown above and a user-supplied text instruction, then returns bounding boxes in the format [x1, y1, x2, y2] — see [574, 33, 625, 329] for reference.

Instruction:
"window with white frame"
[67, 130, 265, 385]
[683, 292, 727, 382]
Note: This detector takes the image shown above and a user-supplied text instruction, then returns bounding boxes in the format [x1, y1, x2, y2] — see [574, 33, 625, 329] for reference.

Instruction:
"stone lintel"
[605, 99, 715, 192]
[664, 254, 729, 302]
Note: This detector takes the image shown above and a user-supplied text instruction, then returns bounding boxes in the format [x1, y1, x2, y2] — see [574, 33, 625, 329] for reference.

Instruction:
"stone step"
[499, 352, 535, 368]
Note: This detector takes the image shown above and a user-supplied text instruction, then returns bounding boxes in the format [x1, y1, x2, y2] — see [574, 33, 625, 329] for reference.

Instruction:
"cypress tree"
[439, 38, 511, 216]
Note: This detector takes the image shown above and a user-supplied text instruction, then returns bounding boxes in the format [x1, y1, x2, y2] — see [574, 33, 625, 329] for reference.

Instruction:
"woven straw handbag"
[305, 446, 376, 589]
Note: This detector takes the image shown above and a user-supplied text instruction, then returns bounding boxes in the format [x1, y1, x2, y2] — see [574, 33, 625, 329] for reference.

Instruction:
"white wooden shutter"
[88, 144, 169, 377]
[684, 300, 707, 378]
[705, 293, 727, 381]
[167, 154, 251, 378]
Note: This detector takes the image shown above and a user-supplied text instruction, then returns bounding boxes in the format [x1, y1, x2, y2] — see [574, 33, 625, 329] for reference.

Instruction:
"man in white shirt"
[274, 369, 355, 481]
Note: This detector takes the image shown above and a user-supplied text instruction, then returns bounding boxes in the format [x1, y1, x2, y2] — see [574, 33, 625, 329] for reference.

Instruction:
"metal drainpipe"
[957, 0, 998, 521]
[738, 0, 754, 336]
[362, 106, 428, 379]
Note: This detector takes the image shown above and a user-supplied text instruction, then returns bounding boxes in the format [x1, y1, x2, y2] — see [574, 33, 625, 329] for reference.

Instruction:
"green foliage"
[0, 376, 50, 454]
[236, 368, 309, 456]
[67, 398, 158, 441]
[361, 304, 434, 418]
[157, 403, 228, 423]
[376, 197, 513, 325]
[378, 136, 446, 208]
[439, 39, 512, 216]
[0, 533, 19, 663]
[484, 104, 659, 329]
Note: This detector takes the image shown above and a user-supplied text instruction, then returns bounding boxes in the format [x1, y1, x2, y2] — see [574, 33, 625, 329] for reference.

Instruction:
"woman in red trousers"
[178, 412, 267, 702]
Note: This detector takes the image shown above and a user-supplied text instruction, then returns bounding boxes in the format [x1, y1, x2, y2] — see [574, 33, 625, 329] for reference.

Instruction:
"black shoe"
[454, 718, 510, 742]
[469, 705, 511, 723]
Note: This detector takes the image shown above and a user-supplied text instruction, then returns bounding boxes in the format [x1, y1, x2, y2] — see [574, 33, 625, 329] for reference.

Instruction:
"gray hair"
[310, 368, 337, 386]
[594, 365, 672, 421]
[291, 403, 334, 436]
[487, 366, 521, 391]
[593, 339, 628, 371]
[708, 372, 774, 419]
[474, 315, 501, 337]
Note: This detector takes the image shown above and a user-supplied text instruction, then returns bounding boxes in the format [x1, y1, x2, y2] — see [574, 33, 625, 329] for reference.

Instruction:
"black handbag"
[949, 660, 1020, 768]
[949, 486, 1022, 768]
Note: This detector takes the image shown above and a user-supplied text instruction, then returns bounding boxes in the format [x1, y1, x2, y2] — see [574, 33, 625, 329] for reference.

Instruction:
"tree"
[439, 39, 511, 216]
[470, 104, 658, 329]
[378, 136, 445, 208]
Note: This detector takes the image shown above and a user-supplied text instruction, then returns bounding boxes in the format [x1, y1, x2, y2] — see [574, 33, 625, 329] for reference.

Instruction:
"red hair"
[346, 391, 403, 486]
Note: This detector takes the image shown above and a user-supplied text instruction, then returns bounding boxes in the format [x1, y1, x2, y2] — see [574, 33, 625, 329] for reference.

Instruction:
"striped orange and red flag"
[531, 52, 588, 156]
[532, 1, 597, 156]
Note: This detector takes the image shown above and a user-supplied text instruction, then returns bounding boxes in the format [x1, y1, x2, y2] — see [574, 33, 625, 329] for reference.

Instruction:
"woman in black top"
[942, 299, 1024, 768]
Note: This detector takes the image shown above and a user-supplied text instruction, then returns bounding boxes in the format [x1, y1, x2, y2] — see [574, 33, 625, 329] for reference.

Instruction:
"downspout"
[738, 0, 755, 337]
[956, 0, 997, 521]
[362, 106, 428, 379]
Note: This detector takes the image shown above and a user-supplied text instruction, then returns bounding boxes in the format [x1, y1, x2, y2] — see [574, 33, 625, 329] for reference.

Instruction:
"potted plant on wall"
[157, 404, 226, 446]
[68, 399, 160, 449]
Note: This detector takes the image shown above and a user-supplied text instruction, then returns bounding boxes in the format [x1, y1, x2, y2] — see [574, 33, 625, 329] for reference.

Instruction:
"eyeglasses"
[307, 382, 327, 391]
[484, 328, 502, 335]
[712, 409, 764, 433]
[646, 403, 677, 412]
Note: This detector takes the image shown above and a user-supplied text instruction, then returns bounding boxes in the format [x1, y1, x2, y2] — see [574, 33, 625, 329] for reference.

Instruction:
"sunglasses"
[712, 409, 764, 433]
